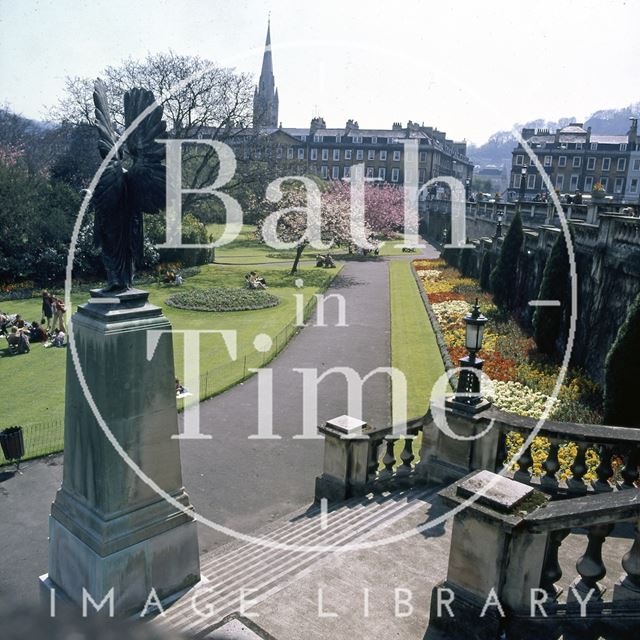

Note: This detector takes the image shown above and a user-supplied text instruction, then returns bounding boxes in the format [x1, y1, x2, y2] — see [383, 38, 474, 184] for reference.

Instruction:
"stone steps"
[157, 486, 438, 637]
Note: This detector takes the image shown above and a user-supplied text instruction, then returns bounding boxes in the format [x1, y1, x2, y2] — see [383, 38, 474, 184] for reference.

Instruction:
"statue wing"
[92, 79, 126, 248]
[93, 78, 122, 161]
[123, 88, 167, 214]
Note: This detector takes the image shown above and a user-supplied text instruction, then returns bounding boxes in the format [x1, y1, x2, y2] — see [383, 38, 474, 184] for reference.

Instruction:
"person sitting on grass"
[7, 327, 30, 354]
[0, 312, 13, 336]
[245, 272, 267, 290]
[53, 329, 65, 347]
[44, 329, 66, 348]
[29, 321, 47, 343]
[250, 271, 267, 288]
[175, 377, 192, 398]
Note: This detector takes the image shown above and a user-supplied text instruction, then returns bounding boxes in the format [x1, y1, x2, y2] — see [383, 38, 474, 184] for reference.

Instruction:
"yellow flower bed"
[505, 432, 599, 482]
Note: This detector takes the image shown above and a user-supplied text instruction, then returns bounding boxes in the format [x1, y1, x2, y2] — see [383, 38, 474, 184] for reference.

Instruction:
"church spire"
[253, 17, 279, 129]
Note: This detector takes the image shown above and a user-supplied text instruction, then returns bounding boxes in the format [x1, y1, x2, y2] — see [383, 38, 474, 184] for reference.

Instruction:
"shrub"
[145, 213, 212, 267]
[166, 287, 280, 312]
[533, 231, 570, 354]
[604, 291, 640, 427]
[480, 252, 492, 291]
[490, 211, 523, 310]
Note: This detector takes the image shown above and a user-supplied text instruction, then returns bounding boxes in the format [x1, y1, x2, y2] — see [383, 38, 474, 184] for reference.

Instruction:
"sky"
[0, 0, 638, 144]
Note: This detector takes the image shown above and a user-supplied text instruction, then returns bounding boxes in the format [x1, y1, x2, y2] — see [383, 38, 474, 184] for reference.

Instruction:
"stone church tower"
[253, 18, 279, 129]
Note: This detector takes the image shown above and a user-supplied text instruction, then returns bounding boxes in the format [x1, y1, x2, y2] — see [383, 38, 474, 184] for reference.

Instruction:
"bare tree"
[50, 51, 260, 212]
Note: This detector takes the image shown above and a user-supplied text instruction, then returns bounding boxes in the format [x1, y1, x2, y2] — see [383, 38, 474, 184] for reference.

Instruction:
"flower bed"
[413, 258, 602, 424]
[414, 256, 605, 480]
[166, 287, 280, 312]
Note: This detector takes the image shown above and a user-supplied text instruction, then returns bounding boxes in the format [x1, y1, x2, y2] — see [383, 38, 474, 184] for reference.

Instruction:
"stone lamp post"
[453, 299, 489, 411]
[495, 211, 504, 238]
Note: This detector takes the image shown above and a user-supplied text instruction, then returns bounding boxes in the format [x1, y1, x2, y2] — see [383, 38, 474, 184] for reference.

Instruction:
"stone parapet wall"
[422, 201, 640, 385]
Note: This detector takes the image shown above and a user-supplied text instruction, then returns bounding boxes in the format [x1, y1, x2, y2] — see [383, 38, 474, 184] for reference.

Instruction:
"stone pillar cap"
[325, 415, 367, 435]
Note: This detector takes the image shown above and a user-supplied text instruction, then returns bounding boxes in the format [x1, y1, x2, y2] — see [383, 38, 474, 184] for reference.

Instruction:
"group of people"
[245, 271, 268, 289]
[0, 290, 67, 355]
[316, 253, 336, 267]
[163, 270, 183, 286]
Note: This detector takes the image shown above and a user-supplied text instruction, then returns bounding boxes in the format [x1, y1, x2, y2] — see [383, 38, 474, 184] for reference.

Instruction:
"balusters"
[541, 529, 570, 600]
[495, 429, 508, 473]
[397, 436, 415, 476]
[379, 438, 396, 478]
[574, 523, 615, 599]
[592, 445, 614, 493]
[541, 439, 560, 493]
[567, 441, 589, 495]
[367, 437, 383, 482]
[620, 447, 640, 490]
[620, 519, 640, 592]
[513, 434, 533, 485]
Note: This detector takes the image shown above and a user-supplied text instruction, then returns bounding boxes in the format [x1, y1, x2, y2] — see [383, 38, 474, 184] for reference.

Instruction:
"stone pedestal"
[41, 289, 200, 616]
[429, 471, 548, 639]
[314, 415, 371, 501]
[416, 398, 492, 486]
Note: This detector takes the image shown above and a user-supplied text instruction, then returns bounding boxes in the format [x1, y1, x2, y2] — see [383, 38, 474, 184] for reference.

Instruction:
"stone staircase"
[156, 485, 443, 638]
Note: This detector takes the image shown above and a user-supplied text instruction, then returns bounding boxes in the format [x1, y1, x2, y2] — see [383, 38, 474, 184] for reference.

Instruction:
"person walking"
[41, 290, 53, 330]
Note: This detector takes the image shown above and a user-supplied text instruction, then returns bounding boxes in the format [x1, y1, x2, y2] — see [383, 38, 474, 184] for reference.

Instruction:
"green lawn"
[0, 262, 340, 462]
[389, 260, 445, 419]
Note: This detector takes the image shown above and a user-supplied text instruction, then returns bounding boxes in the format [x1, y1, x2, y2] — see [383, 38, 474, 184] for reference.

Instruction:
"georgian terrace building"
[221, 19, 474, 192]
[509, 119, 639, 204]
[235, 117, 473, 189]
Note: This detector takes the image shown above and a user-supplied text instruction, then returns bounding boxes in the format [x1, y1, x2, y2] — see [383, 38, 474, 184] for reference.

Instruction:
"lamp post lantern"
[455, 299, 488, 405]
[519, 166, 527, 203]
[495, 211, 504, 238]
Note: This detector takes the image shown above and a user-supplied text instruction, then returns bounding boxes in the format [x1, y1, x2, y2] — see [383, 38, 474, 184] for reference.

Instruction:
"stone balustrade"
[418, 402, 640, 498]
[314, 415, 423, 501]
[428, 470, 640, 639]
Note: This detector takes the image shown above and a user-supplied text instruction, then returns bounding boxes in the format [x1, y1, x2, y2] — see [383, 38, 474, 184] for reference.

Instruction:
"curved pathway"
[181, 258, 394, 554]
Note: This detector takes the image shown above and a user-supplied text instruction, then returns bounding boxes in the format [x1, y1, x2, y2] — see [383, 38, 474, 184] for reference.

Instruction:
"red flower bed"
[427, 291, 465, 304]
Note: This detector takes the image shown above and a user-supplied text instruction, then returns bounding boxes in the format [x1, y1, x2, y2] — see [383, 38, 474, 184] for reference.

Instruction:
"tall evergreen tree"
[604, 291, 640, 427]
[480, 251, 492, 291]
[490, 211, 523, 310]
[533, 231, 571, 353]
[459, 246, 474, 277]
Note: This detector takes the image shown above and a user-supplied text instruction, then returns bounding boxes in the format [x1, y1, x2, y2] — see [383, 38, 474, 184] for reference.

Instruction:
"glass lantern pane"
[465, 323, 477, 350]
[476, 325, 485, 350]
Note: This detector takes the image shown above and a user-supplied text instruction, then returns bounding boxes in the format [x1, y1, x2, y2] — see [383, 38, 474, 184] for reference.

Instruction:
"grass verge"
[389, 261, 444, 419]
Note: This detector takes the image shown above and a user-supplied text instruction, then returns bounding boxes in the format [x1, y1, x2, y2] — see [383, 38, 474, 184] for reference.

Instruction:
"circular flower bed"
[166, 287, 280, 312]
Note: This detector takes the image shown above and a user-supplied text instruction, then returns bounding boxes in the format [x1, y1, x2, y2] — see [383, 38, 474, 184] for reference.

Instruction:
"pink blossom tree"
[254, 178, 405, 273]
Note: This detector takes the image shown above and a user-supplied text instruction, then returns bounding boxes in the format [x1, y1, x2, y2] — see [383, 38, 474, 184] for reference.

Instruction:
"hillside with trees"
[468, 101, 640, 169]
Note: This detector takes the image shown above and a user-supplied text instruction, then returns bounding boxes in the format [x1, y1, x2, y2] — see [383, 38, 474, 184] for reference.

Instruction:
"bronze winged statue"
[92, 79, 166, 292]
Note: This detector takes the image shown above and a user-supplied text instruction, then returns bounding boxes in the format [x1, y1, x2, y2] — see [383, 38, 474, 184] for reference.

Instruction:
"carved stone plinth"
[40, 289, 200, 615]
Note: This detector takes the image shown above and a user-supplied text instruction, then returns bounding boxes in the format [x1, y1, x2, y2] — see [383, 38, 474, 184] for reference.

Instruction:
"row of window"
[282, 148, 412, 161]
[512, 173, 639, 194]
[523, 142, 628, 151]
[515, 154, 637, 172]
[305, 134, 388, 144]
[318, 165, 402, 181]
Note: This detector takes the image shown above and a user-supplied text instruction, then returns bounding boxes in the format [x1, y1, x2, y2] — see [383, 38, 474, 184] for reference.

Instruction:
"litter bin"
[1, 426, 25, 464]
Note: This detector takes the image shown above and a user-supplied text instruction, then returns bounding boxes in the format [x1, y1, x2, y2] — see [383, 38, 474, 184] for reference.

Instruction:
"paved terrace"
[154, 483, 635, 639]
